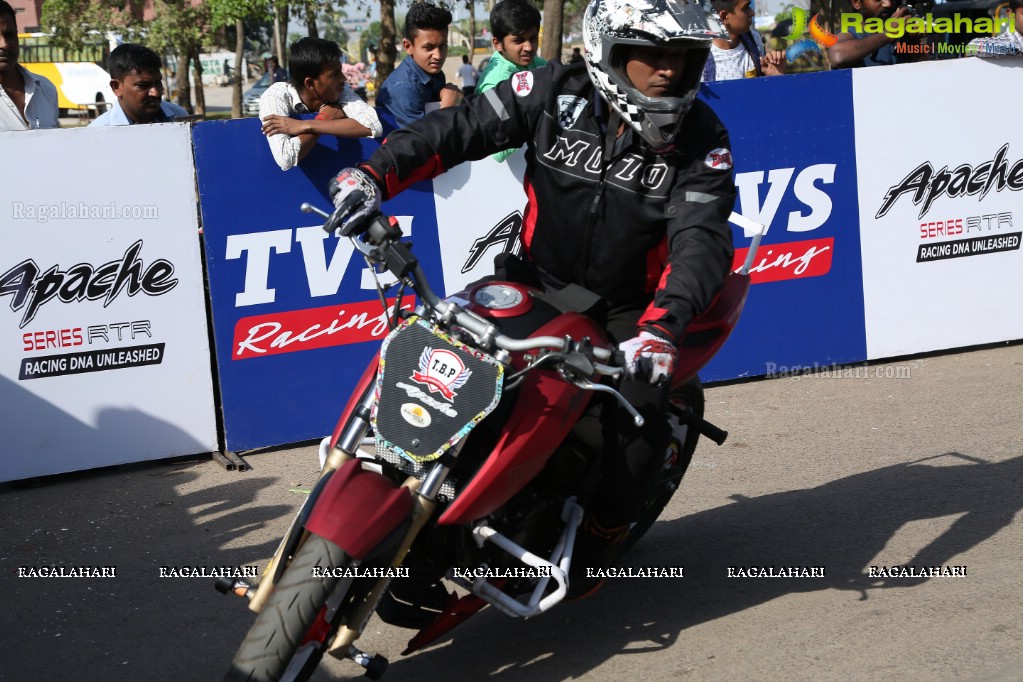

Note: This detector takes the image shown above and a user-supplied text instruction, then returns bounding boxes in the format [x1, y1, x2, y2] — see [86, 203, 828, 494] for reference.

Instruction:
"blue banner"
[698, 71, 867, 380]
[193, 119, 441, 450]
[195, 74, 868, 450]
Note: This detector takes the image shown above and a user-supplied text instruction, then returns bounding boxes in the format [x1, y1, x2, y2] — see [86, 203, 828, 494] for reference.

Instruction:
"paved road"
[2, 344, 1021, 681]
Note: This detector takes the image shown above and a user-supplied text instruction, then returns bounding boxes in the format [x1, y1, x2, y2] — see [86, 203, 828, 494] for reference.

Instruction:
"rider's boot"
[567, 514, 628, 600]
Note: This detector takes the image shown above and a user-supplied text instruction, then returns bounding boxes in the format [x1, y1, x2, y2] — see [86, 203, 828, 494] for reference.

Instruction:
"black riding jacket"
[359, 61, 736, 342]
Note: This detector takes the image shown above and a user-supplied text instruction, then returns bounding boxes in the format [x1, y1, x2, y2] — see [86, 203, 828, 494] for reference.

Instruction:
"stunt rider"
[329, 0, 736, 597]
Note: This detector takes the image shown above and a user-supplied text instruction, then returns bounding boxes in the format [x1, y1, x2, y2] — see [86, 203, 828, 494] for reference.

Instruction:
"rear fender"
[305, 459, 413, 560]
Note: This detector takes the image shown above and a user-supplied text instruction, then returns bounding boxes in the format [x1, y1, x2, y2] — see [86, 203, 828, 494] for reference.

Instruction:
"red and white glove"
[327, 167, 381, 234]
[619, 331, 677, 385]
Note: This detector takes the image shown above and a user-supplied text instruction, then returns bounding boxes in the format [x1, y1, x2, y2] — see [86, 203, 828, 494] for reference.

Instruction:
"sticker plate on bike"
[373, 317, 503, 463]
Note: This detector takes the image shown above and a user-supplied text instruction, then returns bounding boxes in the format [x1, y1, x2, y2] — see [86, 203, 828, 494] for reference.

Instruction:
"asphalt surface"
[2, 342, 1021, 681]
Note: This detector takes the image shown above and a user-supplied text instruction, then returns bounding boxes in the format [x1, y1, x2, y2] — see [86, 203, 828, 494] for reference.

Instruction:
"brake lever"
[570, 378, 645, 428]
[300, 202, 330, 219]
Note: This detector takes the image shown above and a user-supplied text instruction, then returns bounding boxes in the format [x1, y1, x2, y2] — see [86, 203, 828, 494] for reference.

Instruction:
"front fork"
[248, 382, 376, 613]
[327, 419, 465, 653]
[248, 376, 458, 661]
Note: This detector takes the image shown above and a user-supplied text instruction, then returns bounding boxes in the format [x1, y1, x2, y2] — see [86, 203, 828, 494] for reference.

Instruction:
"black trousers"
[490, 255, 671, 525]
[577, 306, 671, 527]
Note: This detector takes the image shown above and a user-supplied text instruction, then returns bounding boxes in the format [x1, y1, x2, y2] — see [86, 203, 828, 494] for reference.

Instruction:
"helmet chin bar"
[582, 0, 719, 151]
[601, 43, 708, 151]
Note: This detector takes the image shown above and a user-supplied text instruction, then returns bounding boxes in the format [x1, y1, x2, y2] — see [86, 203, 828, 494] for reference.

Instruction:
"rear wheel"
[621, 376, 704, 552]
[225, 534, 348, 682]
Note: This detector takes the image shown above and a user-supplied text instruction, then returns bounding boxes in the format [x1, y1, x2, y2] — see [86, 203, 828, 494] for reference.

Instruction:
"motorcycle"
[218, 195, 764, 681]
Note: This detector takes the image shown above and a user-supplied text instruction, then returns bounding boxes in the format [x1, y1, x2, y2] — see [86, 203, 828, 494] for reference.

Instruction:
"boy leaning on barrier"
[90, 44, 189, 126]
[701, 0, 786, 81]
[259, 37, 382, 172]
[967, 0, 1023, 57]
[0, 0, 59, 131]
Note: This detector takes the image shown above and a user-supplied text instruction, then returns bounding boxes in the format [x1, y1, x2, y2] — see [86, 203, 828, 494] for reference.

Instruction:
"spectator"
[828, 0, 922, 68]
[475, 0, 547, 161]
[702, 0, 785, 81]
[569, 46, 584, 63]
[0, 0, 59, 131]
[168, 70, 178, 100]
[269, 56, 288, 83]
[376, 2, 460, 128]
[90, 44, 188, 126]
[457, 54, 478, 97]
[476, 0, 547, 93]
[967, 0, 1023, 56]
[259, 37, 382, 172]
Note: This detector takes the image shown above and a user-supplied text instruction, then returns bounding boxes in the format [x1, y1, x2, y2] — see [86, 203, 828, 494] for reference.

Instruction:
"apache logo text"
[0, 240, 178, 328]
[876, 144, 1023, 220]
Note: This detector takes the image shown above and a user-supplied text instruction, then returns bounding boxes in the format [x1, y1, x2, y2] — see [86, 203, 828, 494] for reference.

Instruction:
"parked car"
[242, 71, 280, 117]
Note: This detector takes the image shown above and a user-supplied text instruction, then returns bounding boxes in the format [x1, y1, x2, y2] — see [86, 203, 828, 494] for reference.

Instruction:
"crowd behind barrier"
[2, 56, 1022, 480]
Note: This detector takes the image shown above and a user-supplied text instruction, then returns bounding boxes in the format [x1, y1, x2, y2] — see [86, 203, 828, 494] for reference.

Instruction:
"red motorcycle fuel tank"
[438, 281, 607, 525]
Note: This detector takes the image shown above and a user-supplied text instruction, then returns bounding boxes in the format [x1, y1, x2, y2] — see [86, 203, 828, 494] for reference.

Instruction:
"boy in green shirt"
[476, 0, 547, 161]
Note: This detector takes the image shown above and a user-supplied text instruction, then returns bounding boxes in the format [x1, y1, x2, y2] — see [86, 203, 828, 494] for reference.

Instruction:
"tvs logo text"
[227, 220, 415, 359]
[732, 163, 838, 283]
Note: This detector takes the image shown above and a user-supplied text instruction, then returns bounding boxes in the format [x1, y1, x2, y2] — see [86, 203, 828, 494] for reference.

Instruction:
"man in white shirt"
[456, 54, 478, 96]
[259, 38, 382, 171]
[90, 44, 190, 126]
[701, 0, 786, 82]
[0, 0, 59, 131]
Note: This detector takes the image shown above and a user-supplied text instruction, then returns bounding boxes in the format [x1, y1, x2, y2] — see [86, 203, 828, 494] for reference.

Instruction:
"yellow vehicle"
[18, 33, 115, 116]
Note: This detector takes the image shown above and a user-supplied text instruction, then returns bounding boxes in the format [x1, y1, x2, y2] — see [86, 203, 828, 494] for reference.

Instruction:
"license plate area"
[373, 317, 503, 463]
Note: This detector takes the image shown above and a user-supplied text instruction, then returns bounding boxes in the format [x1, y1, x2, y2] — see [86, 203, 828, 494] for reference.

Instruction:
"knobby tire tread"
[225, 534, 347, 682]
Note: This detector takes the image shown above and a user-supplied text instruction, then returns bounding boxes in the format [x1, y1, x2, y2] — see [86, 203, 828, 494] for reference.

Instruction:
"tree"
[208, 0, 270, 118]
[376, 0, 398, 88]
[40, 0, 141, 49]
[540, 0, 564, 62]
[147, 1, 210, 115]
[463, 0, 477, 57]
[321, 10, 351, 48]
[291, 0, 338, 39]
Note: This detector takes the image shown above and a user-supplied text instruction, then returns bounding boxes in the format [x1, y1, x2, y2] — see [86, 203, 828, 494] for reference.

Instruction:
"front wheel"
[225, 534, 347, 682]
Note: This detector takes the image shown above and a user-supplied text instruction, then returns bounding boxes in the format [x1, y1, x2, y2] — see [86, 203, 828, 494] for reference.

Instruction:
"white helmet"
[582, 0, 725, 151]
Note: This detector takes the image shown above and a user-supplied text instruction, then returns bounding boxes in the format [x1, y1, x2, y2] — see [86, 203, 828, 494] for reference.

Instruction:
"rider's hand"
[439, 83, 462, 108]
[619, 331, 677, 385]
[328, 167, 381, 233]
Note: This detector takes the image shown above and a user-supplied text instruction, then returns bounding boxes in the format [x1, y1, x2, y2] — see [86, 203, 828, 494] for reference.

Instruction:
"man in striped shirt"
[259, 38, 382, 171]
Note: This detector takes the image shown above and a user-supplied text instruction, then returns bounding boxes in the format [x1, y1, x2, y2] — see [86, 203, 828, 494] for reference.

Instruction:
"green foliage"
[360, 19, 382, 59]
[208, 0, 271, 31]
[146, 1, 208, 56]
[40, 0, 141, 50]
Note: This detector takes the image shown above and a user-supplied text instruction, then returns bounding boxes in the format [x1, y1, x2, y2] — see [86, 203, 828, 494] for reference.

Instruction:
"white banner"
[432, 148, 528, 295]
[0, 124, 218, 481]
[854, 57, 1023, 358]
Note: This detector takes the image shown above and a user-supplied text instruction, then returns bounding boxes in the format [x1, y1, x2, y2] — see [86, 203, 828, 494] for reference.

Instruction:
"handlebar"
[304, 202, 615, 363]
